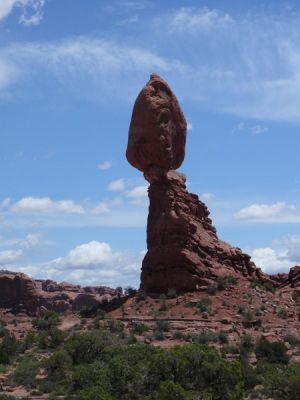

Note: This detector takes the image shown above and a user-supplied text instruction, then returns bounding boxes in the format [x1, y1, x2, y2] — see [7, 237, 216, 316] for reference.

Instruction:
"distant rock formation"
[127, 74, 267, 292]
[0, 271, 117, 315]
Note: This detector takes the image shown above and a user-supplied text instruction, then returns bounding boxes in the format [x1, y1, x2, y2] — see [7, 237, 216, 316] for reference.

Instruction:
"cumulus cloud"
[92, 202, 110, 215]
[0, 249, 23, 264]
[251, 247, 293, 275]
[0, 0, 45, 25]
[234, 202, 300, 223]
[107, 179, 126, 192]
[11, 197, 85, 214]
[126, 185, 148, 206]
[16, 241, 143, 287]
[1, 197, 112, 216]
[97, 160, 112, 170]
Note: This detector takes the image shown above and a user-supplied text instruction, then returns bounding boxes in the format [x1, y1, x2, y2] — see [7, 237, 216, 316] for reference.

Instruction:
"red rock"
[0, 272, 39, 313]
[126, 73, 187, 175]
[127, 74, 266, 293]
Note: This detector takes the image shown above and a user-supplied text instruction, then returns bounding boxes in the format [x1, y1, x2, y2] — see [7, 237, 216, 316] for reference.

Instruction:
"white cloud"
[53, 241, 118, 269]
[19, 0, 45, 26]
[234, 202, 300, 223]
[0, 37, 186, 104]
[107, 179, 126, 192]
[169, 7, 234, 33]
[15, 241, 144, 287]
[127, 185, 148, 198]
[0, 249, 23, 264]
[236, 122, 269, 135]
[187, 120, 193, 131]
[249, 125, 268, 135]
[92, 202, 110, 215]
[12, 197, 85, 214]
[126, 185, 148, 206]
[0, 0, 45, 25]
[97, 160, 112, 170]
[201, 192, 214, 201]
[21, 233, 40, 248]
[251, 247, 293, 274]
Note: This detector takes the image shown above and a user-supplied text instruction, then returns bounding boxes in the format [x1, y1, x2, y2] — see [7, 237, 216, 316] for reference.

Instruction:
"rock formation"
[127, 74, 266, 292]
[0, 271, 117, 315]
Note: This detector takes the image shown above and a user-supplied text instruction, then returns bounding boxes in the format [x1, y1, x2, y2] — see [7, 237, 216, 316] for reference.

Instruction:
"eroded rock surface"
[127, 74, 267, 292]
[126, 73, 186, 174]
[0, 271, 117, 315]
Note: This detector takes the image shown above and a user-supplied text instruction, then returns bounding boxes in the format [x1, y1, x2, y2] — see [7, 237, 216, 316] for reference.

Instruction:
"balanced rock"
[127, 74, 265, 292]
[126, 73, 186, 175]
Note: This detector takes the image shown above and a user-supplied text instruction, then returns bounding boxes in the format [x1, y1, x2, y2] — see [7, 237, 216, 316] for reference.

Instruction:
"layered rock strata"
[127, 74, 265, 292]
[0, 271, 117, 314]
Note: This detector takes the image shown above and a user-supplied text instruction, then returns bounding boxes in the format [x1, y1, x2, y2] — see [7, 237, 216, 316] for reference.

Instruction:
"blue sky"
[0, 0, 299, 288]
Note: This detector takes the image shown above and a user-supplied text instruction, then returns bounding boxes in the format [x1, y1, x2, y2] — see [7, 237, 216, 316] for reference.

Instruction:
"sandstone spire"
[127, 74, 263, 292]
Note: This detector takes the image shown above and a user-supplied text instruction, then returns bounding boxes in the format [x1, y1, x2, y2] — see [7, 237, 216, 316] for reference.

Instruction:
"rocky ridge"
[0, 270, 117, 315]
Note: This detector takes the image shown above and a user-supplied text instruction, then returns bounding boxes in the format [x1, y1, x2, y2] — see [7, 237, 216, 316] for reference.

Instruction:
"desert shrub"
[189, 331, 219, 344]
[261, 362, 300, 400]
[10, 358, 39, 388]
[37, 327, 65, 349]
[43, 349, 72, 379]
[148, 344, 243, 399]
[264, 282, 275, 293]
[131, 322, 149, 335]
[76, 386, 113, 400]
[291, 290, 300, 302]
[226, 276, 238, 285]
[240, 335, 254, 353]
[0, 332, 18, 364]
[136, 290, 147, 302]
[154, 380, 192, 400]
[65, 330, 113, 364]
[154, 329, 165, 340]
[277, 308, 288, 319]
[70, 361, 110, 392]
[159, 294, 167, 311]
[251, 279, 275, 293]
[33, 310, 60, 331]
[242, 310, 254, 328]
[173, 330, 185, 340]
[107, 318, 124, 333]
[207, 283, 218, 295]
[283, 334, 300, 347]
[155, 320, 169, 332]
[219, 331, 228, 344]
[255, 338, 289, 364]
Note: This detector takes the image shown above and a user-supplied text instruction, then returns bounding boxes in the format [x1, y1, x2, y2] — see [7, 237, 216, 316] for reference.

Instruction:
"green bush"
[43, 349, 72, 379]
[283, 334, 300, 347]
[136, 290, 147, 302]
[155, 381, 192, 400]
[10, 358, 39, 388]
[262, 362, 300, 400]
[255, 338, 290, 364]
[131, 322, 149, 335]
[65, 330, 113, 364]
[277, 308, 288, 319]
